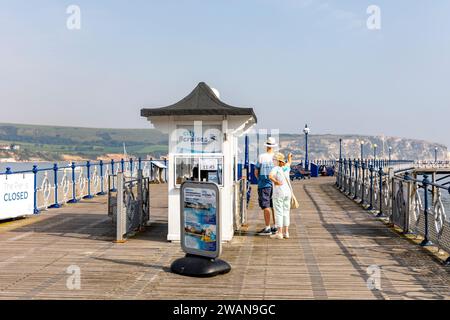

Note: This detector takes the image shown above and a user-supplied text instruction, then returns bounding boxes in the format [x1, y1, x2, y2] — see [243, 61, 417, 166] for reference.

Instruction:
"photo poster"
[0, 173, 34, 220]
[181, 182, 220, 258]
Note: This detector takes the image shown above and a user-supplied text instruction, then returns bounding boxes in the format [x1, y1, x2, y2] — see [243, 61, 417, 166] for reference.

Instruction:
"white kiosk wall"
[148, 115, 253, 242]
[141, 82, 257, 242]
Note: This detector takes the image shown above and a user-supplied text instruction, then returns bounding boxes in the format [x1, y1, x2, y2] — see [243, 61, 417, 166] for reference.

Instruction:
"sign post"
[170, 181, 231, 277]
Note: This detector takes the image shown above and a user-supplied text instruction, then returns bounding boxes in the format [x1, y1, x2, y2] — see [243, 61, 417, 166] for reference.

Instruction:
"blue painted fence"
[0, 158, 168, 215]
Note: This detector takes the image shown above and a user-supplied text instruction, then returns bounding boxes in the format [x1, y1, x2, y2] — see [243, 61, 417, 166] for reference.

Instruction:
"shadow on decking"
[6, 212, 169, 243]
[92, 256, 172, 273]
[311, 182, 450, 300]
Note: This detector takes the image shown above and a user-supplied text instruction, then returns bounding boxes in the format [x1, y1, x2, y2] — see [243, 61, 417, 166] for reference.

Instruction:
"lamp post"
[373, 143, 378, 166]
[388, 146, 392, 164]
[360, 141, 364, 160]
[303, 124, 310, 170]
[435, 147, 438, 163]
[339, 138, 343, 160]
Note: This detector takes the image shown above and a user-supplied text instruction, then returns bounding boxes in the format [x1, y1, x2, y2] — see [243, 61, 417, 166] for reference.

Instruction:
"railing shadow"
[315, 182, 449, 299]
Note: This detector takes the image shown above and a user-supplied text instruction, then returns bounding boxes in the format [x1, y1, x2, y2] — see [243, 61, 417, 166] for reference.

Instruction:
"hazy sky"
[1, 1, 449, 147]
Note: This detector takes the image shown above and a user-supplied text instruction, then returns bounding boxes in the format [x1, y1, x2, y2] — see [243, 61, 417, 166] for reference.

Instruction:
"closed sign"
[0, 174, 34, 219]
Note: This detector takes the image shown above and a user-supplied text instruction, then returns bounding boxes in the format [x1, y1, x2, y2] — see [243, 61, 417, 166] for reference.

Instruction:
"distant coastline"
[0, 122, 448, 162]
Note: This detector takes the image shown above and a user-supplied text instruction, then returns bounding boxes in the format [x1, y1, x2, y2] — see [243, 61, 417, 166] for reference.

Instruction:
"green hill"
[0, 123, 168, 161]
[0, 123, 447, 162]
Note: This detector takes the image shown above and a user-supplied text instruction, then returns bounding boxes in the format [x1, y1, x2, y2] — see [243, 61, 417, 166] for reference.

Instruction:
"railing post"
[348, 159, 352, 196]
[121, 158, 125, 173]
[361, 161, 366, 204]
[342, 159, 347, 192]
[420, 175, 432, 246]
[446, 185, 450, 265]
[98, 160, 106, 195]
[138, 157, 142, 171]
[130, 158, 134, 177]
[336, 159, 341, 187]
[150, 157, 154, 181]
[376, 167, 384, 217]
[354, 160, 359, 200]
[32, 165, 40, 214]
[68, 162, 78, 203]
[111, 159, 116, 192]
[83, 160, 94, 199]
[164, 158, 168, 182]
[116, 172, 125, 243]
[49, 163, 61, 208]
[368, 165, 374, 210]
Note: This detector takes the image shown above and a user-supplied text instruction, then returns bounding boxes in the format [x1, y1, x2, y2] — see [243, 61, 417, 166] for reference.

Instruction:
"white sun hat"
[265, 137, 278, 147]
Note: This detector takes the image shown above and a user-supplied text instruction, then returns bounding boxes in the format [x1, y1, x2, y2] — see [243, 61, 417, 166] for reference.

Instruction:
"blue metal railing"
[336, 158, 450, 265]
[0, 158, 168, 215]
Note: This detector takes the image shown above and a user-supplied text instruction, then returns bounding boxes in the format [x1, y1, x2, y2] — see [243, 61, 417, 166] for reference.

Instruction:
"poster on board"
[0, 173, 34, 220]
[180, 181, 220, 258]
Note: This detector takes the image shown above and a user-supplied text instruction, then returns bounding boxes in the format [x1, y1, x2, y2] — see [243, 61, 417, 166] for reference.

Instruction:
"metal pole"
[354, 160, 359, 200]
[360, 142, 364, 160]
[164, 158, 168, 182]
[68, 162, 78, 203]
[348, 159, 352, 195]
[116, 172, 125, 243]
[244, 135, 249, 179]
[83, 160, 94, 199]
[361, 161, 366, 204]
[50, 163, 60, 208]
[130, 158, 134, 176]
[32, 165, 40, 214]
[376, 167, 384, 217]
[305, 132, 309, 171]
[111, 159, 116, 192]
[98, 160, 106, 195]
[420, 175, 432, 246]
[368, 165, 374, 210]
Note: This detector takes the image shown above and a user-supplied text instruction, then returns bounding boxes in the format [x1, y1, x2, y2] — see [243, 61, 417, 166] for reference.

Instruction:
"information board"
[0, 173, 34, 220]
[180, 181, 220, 258]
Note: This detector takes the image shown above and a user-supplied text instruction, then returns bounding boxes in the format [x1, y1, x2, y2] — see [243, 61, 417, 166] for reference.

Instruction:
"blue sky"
[1, 1, 449, 147]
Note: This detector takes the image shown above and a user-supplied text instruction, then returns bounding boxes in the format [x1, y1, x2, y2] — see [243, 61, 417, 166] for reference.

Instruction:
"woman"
[269, 152, 292, 239]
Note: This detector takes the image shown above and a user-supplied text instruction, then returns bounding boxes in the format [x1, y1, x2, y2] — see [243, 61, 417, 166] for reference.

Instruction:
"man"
[255, 137, 277, 235]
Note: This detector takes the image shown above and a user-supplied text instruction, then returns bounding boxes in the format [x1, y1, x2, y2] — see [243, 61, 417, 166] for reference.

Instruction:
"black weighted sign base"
[170, 254, 231, 277]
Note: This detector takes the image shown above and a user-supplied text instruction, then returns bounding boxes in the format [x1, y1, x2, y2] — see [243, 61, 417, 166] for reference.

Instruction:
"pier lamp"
[303, 124, 310, 170]
[388, 146, 392, 164]
[435, 147, 438, 163]
[373, 144, 378, 161]
[339, 138, 343, 160]
[360, 141, 364, 160]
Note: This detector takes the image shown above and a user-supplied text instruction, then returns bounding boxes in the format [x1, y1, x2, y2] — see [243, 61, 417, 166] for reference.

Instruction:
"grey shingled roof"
[140, 82, 257, 122]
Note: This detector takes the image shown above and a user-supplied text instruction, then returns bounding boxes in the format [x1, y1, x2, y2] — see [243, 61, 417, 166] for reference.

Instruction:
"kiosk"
[141, 82, 257, 241]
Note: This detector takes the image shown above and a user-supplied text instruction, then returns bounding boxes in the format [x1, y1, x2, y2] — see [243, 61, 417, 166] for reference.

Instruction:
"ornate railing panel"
[108, 171, 150, 242]
[336, 158, 450, 264]
[1, 158, 168, 216]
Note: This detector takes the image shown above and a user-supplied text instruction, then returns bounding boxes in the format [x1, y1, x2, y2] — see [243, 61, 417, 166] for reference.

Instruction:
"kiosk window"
[175, 156, 223, 187]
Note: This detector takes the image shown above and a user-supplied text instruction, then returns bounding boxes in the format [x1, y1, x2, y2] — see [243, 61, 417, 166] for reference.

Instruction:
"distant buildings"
[0, 144, 20, 151]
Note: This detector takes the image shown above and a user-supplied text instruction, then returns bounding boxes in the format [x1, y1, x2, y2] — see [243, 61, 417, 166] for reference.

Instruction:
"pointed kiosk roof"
[140, 82, 257, 122]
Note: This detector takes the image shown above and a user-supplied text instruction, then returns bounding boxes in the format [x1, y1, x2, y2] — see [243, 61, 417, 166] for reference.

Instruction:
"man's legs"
[258, 187, 273, 235]
[264, 207, 272, 227]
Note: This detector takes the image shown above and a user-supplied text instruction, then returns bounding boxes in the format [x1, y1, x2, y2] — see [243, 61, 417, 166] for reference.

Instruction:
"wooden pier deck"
[0, 178, 449, 300]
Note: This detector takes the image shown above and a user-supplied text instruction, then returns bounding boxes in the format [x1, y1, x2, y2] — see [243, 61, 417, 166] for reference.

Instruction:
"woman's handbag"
[282, 169, 299, 209]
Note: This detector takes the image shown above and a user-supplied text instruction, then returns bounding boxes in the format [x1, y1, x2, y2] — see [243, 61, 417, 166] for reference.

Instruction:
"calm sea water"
[0, 161, 89, 186]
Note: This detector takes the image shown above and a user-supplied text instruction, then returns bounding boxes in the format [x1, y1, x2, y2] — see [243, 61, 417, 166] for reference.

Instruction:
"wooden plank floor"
[0, 178, 448, 300]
